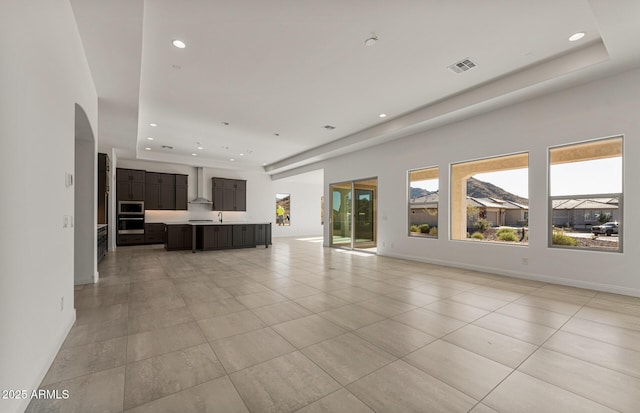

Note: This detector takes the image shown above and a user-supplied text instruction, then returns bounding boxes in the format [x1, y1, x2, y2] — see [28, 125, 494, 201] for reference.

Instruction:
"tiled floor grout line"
[467, 295, 611, 412]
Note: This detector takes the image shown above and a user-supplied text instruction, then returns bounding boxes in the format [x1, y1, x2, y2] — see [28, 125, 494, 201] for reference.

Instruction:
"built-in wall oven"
[117, 215, 144, 234]
[118, 201, 145, 235]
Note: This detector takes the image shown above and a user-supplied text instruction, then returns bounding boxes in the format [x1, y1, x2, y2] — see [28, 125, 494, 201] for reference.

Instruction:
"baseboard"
[382, 251, 640, 298]
[14, 309, 75, 413]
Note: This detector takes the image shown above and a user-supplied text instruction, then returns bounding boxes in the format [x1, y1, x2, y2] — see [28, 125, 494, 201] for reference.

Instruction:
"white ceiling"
[71, 0, 640, 177]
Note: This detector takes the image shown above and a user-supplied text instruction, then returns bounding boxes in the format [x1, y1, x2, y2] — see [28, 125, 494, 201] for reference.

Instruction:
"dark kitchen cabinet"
[145, 223, 166, 244]
[98, 153, 110, 225]
[117, 233, 145, 245]
[145, 172, 176, 210]
[212, 178, 246, 211]
[175, 174, 188, 210]
[254, 223, 272, 247]
[232, 224, 255, 247]
[116, 168, 145, 201]
[165, 224, 192, 251]
[145, 172, 187, 211]
[97, 226, 108, 262]
[198, 225, 231, 250]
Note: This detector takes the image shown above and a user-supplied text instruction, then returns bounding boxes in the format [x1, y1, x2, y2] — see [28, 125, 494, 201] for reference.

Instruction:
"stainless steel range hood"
[189, 167, 212, 204]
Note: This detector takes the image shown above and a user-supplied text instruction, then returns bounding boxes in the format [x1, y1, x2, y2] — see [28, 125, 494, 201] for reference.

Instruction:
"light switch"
[65, 173, 74, 188]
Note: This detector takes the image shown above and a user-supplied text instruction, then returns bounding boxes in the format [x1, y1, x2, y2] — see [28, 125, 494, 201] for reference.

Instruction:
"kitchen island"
[161, 221, 271, 252]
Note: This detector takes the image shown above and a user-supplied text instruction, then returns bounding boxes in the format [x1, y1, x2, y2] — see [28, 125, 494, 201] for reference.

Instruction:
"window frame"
[407, 166, 439, 239]
[547, 135, 623, 253]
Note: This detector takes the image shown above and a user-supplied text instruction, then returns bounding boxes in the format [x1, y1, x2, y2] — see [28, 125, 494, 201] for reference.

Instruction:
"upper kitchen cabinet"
[145, 172, 176, 210]
[212, 178, 246, 211]
[175, 174, 188, 210]
[116, 168, 145, 201]
[144, 172, 188, 211]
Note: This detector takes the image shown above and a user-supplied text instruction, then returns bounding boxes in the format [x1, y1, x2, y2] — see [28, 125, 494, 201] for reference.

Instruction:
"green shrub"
[471, 232, 484, 240]
[496, 227, 516, 237]
[429, 227, 438, 236]
[410, 225, 419, 233]
[418, 224, 430, 233]
[552, 232, 577, 246]
[498, 232, 518, 242]
[474, 218, 490, 233]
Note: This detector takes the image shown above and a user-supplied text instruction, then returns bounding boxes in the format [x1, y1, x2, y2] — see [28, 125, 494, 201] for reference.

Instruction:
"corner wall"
[323, 68, 640, 296]
[0, 1, 98, 412]
[272, 179, 324, 238]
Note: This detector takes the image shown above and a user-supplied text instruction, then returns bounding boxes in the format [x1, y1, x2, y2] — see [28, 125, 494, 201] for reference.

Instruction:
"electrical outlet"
[63, 215, 69, 228]
[60, 296, 64, 312]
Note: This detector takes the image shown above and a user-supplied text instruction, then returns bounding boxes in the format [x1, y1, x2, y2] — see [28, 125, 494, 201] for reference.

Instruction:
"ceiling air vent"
[447, 58, 477, 74]
[323, 125, 336, 130]
[161, 145, 174, 150]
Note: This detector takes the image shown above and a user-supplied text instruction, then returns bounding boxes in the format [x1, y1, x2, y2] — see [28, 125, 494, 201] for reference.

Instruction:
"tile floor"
[27, 238, 640, 413]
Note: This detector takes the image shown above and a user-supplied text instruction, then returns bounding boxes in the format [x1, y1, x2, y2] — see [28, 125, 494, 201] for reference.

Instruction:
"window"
[549, 136, 622, 252]
[450, 153, 529, 244]
[408, 167, 438, 238]
[276, 193, 290, 226]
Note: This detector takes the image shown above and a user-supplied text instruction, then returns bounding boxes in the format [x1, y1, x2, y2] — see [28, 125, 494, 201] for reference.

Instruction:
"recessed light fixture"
[147, 137, 153, 140]
[145, 147, 151, 151]
[197, 146, 203, 150]
[239, 153, 244, 156]
[172, 39, 186, 48]
[191, 153, 197, 156]
[568, 32, 586, 42]
[230, 158, 235, 162]
[149, 123, 157, 127]
[379, 113, 387, 118]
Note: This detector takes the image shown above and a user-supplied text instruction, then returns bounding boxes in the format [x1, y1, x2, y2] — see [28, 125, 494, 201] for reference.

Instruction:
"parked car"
[591, 222, 619, 236]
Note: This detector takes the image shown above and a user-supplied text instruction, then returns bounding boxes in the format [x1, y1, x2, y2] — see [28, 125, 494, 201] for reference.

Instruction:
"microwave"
[118, 201, 144, 215]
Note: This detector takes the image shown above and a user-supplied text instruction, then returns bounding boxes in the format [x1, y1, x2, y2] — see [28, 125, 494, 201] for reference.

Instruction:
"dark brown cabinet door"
[232, 225, 255, 247]
[176, 175, 188, 210]
[166, 225, 192, 250]
[212, 178, 224, 210]
[160, 182, 176, 209]
[145, 182, 160, 209]
[234, 180, 246, 211]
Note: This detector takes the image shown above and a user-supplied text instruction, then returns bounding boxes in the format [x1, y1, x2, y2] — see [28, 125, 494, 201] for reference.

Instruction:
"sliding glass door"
[330, 178, 377, 252]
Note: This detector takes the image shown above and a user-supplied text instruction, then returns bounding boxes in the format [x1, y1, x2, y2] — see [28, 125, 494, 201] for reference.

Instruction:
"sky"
[411, 157, 622, 199]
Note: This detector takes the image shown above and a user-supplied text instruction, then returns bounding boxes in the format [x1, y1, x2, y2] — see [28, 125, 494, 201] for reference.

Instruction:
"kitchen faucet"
[218, 211, 223, 223]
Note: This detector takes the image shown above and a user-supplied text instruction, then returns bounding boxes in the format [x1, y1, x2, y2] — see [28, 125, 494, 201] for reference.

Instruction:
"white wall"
[272, 179, 324, 238]
[0, 1, 98, 412]
[323, 68, 640, 296]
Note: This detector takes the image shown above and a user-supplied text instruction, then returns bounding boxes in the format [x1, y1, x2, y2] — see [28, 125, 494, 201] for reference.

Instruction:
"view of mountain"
[411, 177, 529, 205]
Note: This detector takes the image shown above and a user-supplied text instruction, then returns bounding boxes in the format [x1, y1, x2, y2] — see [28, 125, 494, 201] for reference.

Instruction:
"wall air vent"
[447, 58, 477, 74]
[323, 125, 336, 130]
[161, 145, 174, 149]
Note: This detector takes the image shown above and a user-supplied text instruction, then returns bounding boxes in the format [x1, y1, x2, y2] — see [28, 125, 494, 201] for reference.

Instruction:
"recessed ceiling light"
[568, 32, 585, 42]
[147, 137, 153, 140]
[149, 123, 157, 127]
[239, 153, 244, 156]
[172, 39, 186, 48]
[145, 147, 151, 151]
[379, 113, 387, 118]
[230, 158, 235, 162]
[191, 153, 197, 156]
[262, 163, 267, 166]
[197, 146, 203, 150]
